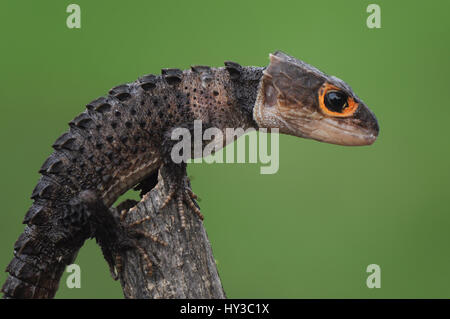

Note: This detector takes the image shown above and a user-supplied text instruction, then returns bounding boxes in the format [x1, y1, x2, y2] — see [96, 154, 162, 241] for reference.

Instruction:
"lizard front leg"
[159, 161, 203, 228]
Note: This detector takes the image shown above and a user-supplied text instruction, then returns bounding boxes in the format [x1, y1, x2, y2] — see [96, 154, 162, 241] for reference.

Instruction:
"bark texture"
[114, 167, 225, 298]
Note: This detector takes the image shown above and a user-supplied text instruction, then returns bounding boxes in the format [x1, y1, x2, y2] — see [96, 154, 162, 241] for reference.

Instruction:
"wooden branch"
[111, 166, 226, 299]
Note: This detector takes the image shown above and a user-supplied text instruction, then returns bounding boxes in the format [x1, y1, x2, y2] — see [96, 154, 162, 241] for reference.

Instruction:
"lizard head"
[253, 51, 379, 146]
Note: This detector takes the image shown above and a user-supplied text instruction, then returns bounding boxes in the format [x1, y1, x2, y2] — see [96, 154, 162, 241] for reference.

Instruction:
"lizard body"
[1, 51, 378, 298]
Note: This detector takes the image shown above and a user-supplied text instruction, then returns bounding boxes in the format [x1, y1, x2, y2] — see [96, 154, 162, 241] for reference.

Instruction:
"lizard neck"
[227, 65, 265, 129]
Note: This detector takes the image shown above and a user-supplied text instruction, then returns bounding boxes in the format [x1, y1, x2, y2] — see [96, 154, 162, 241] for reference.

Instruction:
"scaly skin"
[1, 51, 378, 298]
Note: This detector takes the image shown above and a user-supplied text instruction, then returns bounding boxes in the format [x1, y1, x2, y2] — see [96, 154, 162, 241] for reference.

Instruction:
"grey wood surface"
[114, 167, 226, 298]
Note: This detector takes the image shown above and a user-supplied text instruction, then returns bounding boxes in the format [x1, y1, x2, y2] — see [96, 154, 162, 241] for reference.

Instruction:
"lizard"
[1, 51, 379, 299]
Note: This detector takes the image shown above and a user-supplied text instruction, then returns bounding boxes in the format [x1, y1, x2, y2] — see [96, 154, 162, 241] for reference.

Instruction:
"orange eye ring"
[318, 83, 359, 117]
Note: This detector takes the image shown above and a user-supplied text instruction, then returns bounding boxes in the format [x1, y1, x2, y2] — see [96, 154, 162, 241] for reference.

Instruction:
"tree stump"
[113, 167, 226, 299]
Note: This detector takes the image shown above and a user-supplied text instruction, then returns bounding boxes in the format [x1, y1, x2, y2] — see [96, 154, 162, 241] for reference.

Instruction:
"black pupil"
[324, 91, 348, 113]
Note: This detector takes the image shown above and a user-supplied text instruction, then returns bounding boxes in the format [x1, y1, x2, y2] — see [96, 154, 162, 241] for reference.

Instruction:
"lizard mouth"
[307, 102, 379, 146]
[309, 118, 378, 146]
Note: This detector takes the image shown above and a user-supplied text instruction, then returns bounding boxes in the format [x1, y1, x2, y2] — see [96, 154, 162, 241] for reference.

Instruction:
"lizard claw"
[159, 175, 203, 228]
[111, 205, 167, 278]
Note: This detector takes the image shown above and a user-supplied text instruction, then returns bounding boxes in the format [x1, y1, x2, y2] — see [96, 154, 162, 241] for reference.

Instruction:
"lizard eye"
[324, 91, 348, 113]
[318, 83, 359, 117]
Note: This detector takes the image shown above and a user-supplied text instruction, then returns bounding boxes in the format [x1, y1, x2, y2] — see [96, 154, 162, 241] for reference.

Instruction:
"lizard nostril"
[373, 119, 380, 137]
[368, 110, 380, 136]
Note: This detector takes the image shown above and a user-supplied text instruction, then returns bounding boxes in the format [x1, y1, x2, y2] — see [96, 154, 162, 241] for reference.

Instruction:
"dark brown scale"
[138, 74, 157, 91]
[23, 205, 50, 225]
[109, 84, 132, 101]
[52, 133, 77, 151]
[69, 113, 96, 130]
[161, 68, 183, 85]
[2, 63, 264, 299]
[224, 61, 242, 80]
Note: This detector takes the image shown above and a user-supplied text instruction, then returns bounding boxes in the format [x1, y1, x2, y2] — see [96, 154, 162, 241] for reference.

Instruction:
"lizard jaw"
[305, 117, 378, 146]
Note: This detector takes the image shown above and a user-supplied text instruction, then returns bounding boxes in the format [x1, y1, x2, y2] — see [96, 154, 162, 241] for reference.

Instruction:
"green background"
[1, 0, 449, 298]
